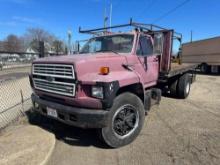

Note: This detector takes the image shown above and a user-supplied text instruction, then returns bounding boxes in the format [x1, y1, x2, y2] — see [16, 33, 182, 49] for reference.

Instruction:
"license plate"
[47, 107, 58, 118]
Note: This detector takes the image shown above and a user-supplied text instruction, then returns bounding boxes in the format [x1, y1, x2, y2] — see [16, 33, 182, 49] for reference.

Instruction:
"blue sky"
[0, 0, 219, 43]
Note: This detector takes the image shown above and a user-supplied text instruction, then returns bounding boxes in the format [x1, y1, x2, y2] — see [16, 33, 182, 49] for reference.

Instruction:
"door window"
[137, 36, 153, 56]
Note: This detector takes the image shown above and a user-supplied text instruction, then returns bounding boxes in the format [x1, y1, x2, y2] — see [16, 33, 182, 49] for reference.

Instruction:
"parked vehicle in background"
[7, 56, 19, 62]
[30, 20, 197, 148]
[182, 37, 220, 73]
[0, 60, 3, 70]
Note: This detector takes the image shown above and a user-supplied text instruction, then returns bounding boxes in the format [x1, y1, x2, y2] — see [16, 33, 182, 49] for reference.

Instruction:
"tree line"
[0, 28, 67, 54]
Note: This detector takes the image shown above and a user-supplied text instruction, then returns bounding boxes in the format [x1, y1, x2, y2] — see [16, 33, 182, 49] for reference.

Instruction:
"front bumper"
[31, 94, 110, 128]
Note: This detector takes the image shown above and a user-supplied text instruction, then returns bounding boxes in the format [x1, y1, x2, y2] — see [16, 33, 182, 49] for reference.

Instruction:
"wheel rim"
[185, 82, 190, 94]
[112, 104, 139, 139]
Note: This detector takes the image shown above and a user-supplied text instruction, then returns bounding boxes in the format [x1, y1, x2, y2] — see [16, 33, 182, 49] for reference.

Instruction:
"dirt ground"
[30, 74, 220, 165]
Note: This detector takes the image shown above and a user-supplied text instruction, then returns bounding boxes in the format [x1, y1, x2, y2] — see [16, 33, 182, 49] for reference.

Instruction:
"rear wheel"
[200, 63, 211, 74]
[99, 92, 145, 148]
[169, 79, 178, 97]
[177, 73, 191, 99]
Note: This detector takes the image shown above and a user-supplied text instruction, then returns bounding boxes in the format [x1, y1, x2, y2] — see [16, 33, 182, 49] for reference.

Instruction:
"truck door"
[135, 35, 159, 86]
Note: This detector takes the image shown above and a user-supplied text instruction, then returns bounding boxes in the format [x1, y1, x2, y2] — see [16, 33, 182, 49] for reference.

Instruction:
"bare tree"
[0, 41, 4, 51]
[2, 34, 25, 52]
[24, 28, 56, 52]
[0, 28, 66, 55]
[25, 28, 55, 42]
[52, 40, 65, 54]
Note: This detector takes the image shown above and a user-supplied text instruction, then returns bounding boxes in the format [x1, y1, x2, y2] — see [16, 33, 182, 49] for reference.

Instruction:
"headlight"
[92, 86, 104, 99]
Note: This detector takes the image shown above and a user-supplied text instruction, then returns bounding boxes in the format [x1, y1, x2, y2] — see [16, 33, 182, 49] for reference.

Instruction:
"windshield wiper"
[95, 50, 119, 54]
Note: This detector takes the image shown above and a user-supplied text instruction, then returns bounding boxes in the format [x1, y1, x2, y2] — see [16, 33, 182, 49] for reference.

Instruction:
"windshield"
[79, 34, 134, 54]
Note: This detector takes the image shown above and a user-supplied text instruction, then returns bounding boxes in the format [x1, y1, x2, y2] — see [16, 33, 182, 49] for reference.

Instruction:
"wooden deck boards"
[170, 63, 193, 72]
[168, 63, 197, 77]
[159, 63, 198, 82]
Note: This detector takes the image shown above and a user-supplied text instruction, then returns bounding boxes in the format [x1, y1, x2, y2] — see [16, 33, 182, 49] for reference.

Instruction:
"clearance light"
[100, 67, 110, 75]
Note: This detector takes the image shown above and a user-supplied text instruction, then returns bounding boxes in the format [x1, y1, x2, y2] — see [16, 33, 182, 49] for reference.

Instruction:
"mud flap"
[144, 88, 162, 113]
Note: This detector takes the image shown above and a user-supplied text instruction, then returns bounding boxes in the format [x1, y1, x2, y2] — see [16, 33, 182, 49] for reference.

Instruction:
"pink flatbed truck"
[29, 20, 197, 148]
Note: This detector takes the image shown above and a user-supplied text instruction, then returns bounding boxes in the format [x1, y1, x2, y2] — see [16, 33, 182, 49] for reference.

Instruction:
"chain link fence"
[0, 52, 39, 70]
[0, 41, 68, 129]
[0, 51, 35, 129]
[0, 70, 32, 129]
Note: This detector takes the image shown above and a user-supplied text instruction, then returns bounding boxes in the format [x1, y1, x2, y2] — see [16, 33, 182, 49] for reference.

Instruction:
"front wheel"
[99, 92, 145, 148]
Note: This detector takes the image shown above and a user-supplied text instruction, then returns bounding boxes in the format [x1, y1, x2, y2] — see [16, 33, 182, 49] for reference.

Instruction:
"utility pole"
[110, 3, 112, 31]
[67, 30, 72, 55]
[190, 30, 193, 42]
[39, 41, 44, 58]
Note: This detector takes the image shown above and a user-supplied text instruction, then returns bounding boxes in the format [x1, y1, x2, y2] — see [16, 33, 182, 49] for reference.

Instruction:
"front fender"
[79, 71, 144, 109]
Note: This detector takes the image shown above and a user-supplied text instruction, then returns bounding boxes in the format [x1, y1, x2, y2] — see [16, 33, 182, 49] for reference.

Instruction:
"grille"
[33, 64, 75, 96]
[33, 64, 74, 79]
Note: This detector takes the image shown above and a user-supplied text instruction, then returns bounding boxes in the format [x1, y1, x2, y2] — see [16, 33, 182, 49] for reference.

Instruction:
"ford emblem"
[46, 76, 54, 82]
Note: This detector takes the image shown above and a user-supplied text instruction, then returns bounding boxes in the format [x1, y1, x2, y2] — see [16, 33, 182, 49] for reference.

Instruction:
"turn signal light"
[100, 67, 109, 75]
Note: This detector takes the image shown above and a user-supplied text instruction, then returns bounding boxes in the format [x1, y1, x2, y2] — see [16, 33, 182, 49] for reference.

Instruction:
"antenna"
[104, 1, 108, 29]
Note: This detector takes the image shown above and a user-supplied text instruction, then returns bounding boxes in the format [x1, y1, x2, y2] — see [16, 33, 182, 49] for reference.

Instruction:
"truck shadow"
[195, 71, 220, 76]
[25, 110, 109, 149]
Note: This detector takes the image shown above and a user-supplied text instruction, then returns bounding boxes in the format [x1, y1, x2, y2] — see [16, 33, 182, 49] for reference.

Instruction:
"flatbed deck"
[159, 63, 198, 82]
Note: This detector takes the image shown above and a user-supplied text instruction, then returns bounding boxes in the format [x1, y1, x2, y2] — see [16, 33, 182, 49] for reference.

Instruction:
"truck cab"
[30, 20, 197, 148]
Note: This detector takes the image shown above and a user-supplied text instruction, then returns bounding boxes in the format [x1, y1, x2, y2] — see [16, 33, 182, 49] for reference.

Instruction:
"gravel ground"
[31, 74, 220, 165]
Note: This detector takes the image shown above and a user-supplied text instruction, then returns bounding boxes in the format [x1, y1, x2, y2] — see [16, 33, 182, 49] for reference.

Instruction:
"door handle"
[122, 64, 134, 71]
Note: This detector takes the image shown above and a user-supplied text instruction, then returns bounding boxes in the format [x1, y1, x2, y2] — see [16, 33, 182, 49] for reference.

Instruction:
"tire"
[169, 79, 178, 97]
[177, 73, 191, 99]
[200, 63, 211, 74]
[99, 92, 145, 148]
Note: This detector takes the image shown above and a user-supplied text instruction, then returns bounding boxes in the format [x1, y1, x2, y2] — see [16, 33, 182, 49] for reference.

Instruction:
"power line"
[135, 0, 158, 20]
[152, 0, 191, 23]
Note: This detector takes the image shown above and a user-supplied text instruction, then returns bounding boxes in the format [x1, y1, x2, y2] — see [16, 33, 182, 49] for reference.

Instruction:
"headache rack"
[79, 18, 182, 42]
[79, 19, 184, 75]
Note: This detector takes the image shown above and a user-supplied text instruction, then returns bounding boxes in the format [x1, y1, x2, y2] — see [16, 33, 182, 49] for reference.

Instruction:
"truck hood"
[33, 53, 128, 83]
[34, 53, 126, 64]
